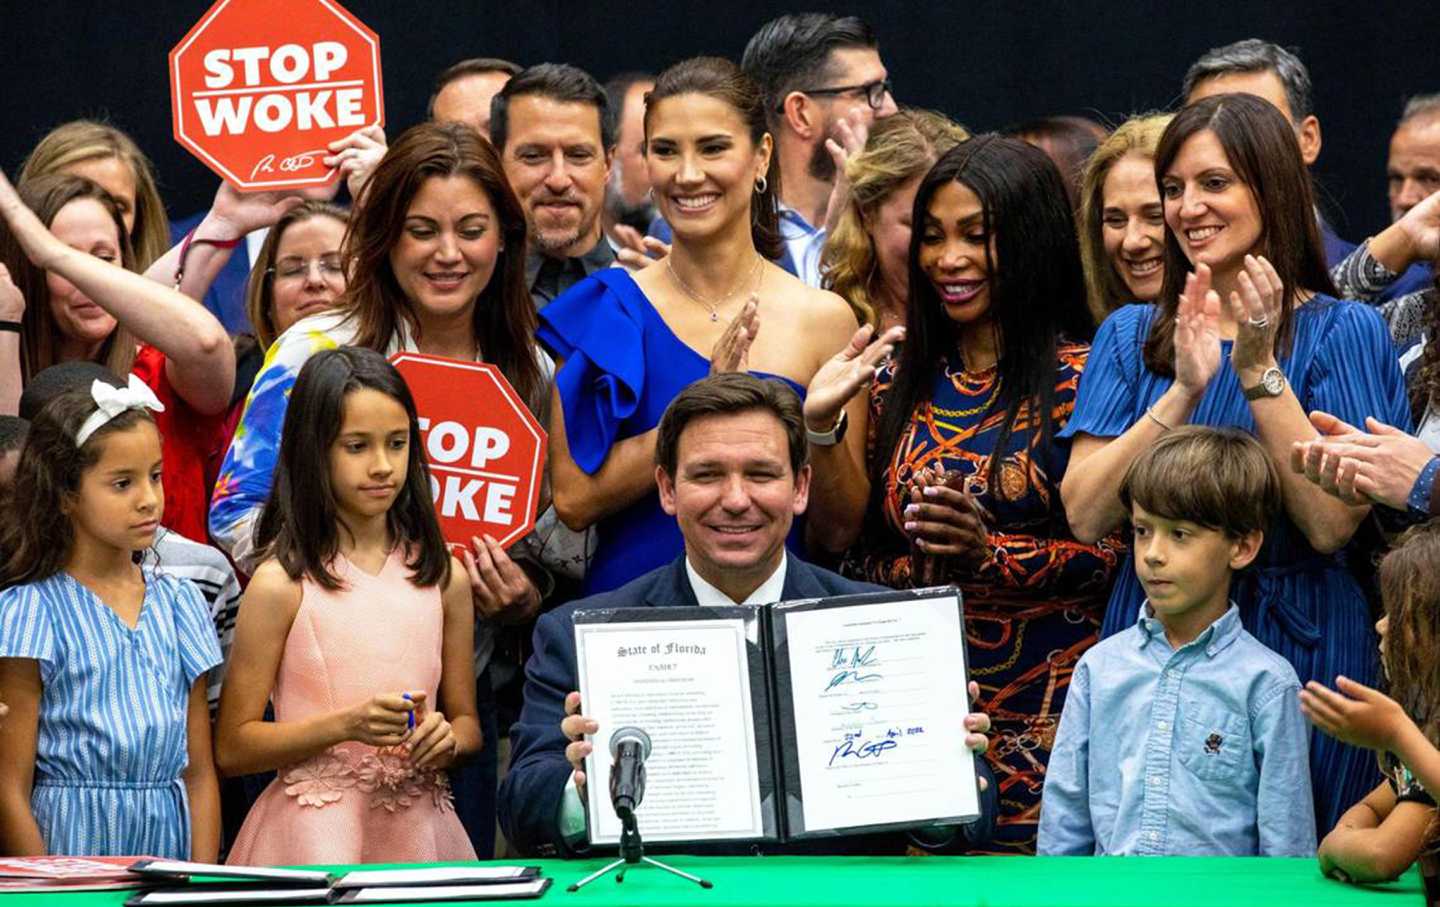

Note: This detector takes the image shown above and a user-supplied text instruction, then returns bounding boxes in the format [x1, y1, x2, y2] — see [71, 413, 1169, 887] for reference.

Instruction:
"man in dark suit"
[498, 373, 995, 856]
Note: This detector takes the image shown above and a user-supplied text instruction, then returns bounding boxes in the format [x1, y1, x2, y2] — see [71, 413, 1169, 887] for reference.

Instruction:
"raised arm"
[802, 319, 904, 554]
[0, 168, 235, 414]
[0, 265, 22, 416]
[1230, 256, 1369, 553]
[1062, 269, 1221, 542]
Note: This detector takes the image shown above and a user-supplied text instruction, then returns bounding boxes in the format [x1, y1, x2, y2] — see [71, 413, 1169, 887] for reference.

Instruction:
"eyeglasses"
[268, 253, 344, 281]
[783, 78, 893, 112]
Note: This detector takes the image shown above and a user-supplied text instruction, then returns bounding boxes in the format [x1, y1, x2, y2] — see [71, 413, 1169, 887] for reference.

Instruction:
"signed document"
[572, 588, 973, 846]
[773, 589, 978, 835]
[574, 608, 771, 845]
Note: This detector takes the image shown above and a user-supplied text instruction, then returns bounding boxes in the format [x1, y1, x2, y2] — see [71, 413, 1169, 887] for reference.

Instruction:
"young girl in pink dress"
[216, 347, 480, 864]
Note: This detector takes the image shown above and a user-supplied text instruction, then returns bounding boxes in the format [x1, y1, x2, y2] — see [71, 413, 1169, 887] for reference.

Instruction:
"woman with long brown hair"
[211, 121, 543, 572]
[1058, 93, 1410, 833]
[540, 56, 882, 594]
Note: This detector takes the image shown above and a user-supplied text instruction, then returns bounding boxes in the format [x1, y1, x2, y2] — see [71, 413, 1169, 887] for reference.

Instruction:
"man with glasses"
[742, 14, 897, 287]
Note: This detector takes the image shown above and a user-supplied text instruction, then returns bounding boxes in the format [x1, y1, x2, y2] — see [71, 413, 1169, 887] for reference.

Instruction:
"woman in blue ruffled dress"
[540, 56, 890, 594]
[1058, 93, 1410, 834]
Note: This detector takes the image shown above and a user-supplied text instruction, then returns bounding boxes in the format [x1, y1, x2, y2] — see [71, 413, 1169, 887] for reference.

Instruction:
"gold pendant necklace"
[667, 254, 764, 322]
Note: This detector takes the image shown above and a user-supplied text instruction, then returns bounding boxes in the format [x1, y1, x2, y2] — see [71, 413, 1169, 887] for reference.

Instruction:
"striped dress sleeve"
[1056, 304, 1149, 441]
[0, 583, 56, 668]
[1308, 301, 1414, 433]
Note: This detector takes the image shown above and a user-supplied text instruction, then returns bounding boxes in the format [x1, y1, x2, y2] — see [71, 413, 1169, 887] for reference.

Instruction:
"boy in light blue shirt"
[1039, 426, 1315, 856]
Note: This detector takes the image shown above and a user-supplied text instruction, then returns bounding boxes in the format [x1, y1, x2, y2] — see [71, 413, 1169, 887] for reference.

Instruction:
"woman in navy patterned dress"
[809, 136, 1124, 854]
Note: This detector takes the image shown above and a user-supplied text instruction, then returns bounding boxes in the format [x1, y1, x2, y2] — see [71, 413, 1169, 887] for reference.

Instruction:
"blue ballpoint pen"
[402, 692, 415, 731]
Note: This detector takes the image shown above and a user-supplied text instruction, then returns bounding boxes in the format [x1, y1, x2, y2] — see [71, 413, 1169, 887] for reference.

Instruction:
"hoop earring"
[754, 175, 768, 194]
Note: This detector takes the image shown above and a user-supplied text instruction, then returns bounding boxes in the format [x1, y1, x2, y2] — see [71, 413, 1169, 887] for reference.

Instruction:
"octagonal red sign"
[390, 353, 548, 552]
[169, 0, 383, 191]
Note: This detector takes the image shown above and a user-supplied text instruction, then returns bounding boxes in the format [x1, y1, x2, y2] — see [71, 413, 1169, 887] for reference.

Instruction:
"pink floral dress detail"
[226, 549, 476, 864]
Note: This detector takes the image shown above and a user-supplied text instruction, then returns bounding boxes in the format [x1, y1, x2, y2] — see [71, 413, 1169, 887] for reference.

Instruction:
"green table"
[0, 857, 1423, 906]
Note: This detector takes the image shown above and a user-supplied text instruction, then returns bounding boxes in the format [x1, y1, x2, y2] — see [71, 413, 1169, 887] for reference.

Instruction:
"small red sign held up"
[169, 0, 383, 191]
[390, 354, 547, 552]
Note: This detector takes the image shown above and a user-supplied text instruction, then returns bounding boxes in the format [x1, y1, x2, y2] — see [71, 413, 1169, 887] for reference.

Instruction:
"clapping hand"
[802, 323, 905, 433]
[1226, 254, 1284, 382]
[1291, 411, 1435, 509]
[906, 465, 990, 579]
[1172, 263, 1222, 396]
[709, 297, 760, 374]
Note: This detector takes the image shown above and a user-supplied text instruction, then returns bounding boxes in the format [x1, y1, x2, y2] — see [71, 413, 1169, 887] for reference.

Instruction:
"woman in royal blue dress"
[539, 57, 883, 594]
[1059, 93, 1410, 833]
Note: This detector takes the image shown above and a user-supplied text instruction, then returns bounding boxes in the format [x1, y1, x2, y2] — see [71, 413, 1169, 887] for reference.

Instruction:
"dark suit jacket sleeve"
[497, 606, 582, 856]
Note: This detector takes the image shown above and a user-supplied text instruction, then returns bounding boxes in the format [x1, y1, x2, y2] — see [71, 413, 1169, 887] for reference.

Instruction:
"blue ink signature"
[829, 733, 899, 766]
[825, 670, 882, 691]
[829, 646, 878, 670]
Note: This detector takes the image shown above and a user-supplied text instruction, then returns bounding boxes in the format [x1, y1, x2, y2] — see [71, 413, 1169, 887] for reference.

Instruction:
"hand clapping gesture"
[708, 297, 761, 375]
[1291, 411, 1436, 510]
[1172, 263, 1223, 397]
[802, 322, 905, 433]
[1225, 253, 1285, 381]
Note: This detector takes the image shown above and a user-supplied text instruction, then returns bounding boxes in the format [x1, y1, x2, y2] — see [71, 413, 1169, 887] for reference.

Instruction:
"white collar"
[684, 553, 788, 607]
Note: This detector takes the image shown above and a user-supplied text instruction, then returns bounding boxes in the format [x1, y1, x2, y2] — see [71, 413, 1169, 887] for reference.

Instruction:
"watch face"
[1262, 368, 1285, 395]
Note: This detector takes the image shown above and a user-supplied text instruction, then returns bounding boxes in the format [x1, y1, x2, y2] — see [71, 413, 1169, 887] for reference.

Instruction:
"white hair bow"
[74, 375, 167, 448]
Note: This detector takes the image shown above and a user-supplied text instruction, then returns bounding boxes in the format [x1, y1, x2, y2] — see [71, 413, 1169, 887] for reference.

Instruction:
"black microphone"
[608, 726, 651, 819]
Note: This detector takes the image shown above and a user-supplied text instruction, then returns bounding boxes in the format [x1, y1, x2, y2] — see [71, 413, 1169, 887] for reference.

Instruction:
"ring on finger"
[1247, 317, 1269, 328]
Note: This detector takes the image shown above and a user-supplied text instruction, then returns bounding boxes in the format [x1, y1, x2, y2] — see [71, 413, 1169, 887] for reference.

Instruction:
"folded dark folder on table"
[123, 861, 549, 905]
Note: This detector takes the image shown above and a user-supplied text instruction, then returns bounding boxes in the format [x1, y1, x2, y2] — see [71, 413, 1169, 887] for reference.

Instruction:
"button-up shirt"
[527, 238, 617, 311]
[1038, 604, 1314, 857]
[776, 204, 826, 288]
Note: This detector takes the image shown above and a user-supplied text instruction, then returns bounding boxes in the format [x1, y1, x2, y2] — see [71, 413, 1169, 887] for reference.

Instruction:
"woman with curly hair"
[819, 109, 968, 330]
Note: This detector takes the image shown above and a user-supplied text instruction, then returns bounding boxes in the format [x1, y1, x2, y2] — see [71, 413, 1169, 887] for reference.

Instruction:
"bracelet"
[1144, 407, 1173, 432]
[173, 227, 244, 289]
[806, 408, 848, 447]
[0, 320, 20, 333]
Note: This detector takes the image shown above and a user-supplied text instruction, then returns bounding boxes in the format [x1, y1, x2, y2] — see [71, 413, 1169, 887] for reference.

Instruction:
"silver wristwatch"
[1242, 366, 1286, 401]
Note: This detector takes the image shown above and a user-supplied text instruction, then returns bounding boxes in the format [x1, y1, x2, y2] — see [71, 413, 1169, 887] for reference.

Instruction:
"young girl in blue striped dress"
[0, 377, 222, 858]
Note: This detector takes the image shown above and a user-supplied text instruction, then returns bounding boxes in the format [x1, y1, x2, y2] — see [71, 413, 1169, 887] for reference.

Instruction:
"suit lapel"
[642, 556, 701, 609]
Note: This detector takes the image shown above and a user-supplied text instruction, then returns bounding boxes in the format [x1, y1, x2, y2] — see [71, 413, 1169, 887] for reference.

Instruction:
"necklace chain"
[667, 255, 764, 322]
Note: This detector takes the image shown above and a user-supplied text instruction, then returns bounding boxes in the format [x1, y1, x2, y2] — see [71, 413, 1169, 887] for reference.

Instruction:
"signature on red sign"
[250, 148, 327, 180]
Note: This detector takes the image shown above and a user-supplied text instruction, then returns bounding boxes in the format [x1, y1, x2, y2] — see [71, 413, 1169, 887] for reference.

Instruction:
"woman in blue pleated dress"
[1058, 93, 1410, 834]
[540, 57, 887, 594]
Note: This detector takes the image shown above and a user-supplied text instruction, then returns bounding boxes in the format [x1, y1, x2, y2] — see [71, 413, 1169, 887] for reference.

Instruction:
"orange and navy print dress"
[842, 339, 1125, 855]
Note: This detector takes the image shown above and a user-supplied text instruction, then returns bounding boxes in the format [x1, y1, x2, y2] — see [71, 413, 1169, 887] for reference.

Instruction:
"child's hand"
[408, 708, 459, 770]
[344, 692, 420, 747]
[1300, 676, 1416, 753]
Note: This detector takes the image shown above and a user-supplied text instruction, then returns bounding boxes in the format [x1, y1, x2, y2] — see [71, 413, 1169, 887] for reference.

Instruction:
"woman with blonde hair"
[820, 109, 969, 329]
[19, 120, 171, 270]
[1076, 113, 1173, 323]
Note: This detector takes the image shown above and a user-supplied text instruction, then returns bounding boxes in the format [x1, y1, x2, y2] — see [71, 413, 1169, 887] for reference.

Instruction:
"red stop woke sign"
[390, 354, 547, 552]
[169, 0, 383, 191]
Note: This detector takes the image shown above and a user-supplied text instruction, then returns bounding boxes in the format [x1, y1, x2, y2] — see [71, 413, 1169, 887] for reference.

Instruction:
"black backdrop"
[2, 0, 1430, 239]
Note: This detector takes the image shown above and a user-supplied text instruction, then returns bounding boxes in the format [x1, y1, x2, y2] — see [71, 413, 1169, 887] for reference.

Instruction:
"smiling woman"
[537, 56, 872, 594]
[813, 135, 1122, 854]
[1058, 93, 1412, 835]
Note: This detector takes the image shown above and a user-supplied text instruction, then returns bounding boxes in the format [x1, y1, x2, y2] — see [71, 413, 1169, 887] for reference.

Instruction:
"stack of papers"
[0, 856, 157, 893]
[122, 861, 550, 904]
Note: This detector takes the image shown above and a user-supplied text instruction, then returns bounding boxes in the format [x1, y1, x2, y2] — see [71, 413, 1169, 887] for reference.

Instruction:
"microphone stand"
[566, 810, 713, 892]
